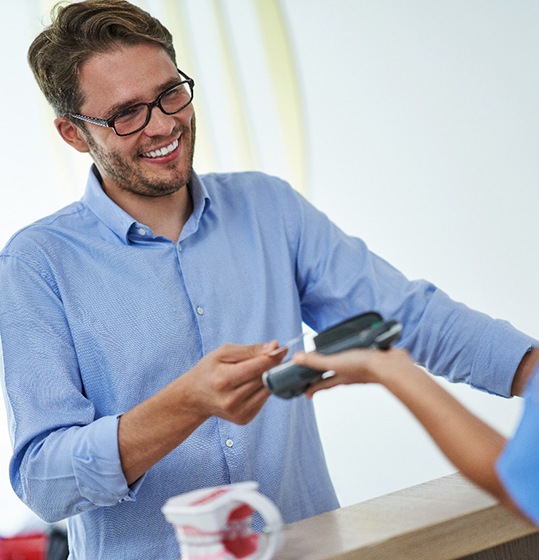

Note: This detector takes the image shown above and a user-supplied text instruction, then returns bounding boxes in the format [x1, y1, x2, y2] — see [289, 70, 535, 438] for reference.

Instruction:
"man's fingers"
[210, 342, 285, 392]
[217, 341, 280, 364]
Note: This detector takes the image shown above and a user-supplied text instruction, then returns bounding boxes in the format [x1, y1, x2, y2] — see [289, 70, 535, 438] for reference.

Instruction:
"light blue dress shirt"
[0, 167, 535, 559]
[497, 367, 539, 524]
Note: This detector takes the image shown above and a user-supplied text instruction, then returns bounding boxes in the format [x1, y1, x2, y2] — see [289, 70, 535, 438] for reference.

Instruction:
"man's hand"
[181, 341, 285, 425]
[118, 341, 285, 484]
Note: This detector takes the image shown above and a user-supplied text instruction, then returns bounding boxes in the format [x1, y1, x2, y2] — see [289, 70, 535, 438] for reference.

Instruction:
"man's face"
[74, 42, 195, 198]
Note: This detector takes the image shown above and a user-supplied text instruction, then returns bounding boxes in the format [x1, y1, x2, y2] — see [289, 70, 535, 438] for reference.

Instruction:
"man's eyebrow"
[104, 76, 182, 117]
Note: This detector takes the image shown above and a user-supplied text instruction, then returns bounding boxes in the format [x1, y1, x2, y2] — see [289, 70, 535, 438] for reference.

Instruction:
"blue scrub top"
[497, 366, 539, 524]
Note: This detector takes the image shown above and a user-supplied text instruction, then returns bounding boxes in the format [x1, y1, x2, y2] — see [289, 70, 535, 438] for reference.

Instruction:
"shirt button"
[138, 228, 146, 235]
[196, 306, 204, 315]
[178, 243, 183, 252]
[225, 439, 234, 448]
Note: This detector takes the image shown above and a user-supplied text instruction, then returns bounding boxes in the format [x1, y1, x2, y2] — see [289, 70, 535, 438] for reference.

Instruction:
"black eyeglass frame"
[66, 68, 195, 137]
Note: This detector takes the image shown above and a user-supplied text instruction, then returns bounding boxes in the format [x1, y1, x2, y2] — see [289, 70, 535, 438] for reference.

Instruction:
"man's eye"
[115, 105, 144, 123]
[164, 86, 187, 101]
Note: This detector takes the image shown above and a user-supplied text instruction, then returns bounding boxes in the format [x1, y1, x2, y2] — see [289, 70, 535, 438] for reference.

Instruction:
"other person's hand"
[294, 348, 415, 398]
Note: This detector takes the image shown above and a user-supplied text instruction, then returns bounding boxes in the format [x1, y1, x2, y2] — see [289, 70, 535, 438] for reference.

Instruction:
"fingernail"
[262, 341, 276, 352]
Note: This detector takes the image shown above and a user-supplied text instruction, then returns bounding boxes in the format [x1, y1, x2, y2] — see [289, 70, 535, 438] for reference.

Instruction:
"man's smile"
[140, 137, 180, 159]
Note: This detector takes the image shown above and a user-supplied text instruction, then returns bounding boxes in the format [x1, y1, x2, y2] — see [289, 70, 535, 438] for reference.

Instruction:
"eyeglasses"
[67, 69, 195, 136]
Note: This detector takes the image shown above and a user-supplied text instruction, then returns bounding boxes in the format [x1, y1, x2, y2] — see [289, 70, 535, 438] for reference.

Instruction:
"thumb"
[218, 341, 279, 364]
[294, 350, 331, 370]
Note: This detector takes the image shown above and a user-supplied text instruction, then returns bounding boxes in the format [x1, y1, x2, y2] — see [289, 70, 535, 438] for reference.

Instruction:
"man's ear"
[54, 116, 91, 153]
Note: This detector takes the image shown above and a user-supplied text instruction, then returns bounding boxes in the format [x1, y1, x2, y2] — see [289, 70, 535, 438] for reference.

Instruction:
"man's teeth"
[142, 139, 179, 158]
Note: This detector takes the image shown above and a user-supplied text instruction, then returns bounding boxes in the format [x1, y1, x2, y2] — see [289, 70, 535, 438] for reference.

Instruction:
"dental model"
[162, 481, 284, 560]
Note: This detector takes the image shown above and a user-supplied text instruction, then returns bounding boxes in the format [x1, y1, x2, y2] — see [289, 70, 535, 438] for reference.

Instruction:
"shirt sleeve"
[0, 254, 142, 523]
[285, 185, 536, 397]
[496, 369, 539, 524]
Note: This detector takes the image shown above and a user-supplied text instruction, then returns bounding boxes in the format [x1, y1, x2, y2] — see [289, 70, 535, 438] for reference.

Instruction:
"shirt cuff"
[471, 321, 537, 397]
[72, 415, 145, 507]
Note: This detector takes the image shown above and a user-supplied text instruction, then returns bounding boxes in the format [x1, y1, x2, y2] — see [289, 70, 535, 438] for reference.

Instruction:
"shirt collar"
[181, 170, 211, 240]
[82, 165, 211, 244]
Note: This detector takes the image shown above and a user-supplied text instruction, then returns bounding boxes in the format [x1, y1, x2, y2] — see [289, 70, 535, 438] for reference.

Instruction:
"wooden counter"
[274, 473, 539, 560]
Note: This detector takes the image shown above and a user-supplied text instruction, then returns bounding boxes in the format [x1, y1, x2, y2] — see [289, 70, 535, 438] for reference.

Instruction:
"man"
[0, 1, 537, 558]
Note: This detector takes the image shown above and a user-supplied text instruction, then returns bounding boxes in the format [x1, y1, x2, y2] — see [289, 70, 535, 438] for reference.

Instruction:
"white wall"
[1, 0, 539, 532]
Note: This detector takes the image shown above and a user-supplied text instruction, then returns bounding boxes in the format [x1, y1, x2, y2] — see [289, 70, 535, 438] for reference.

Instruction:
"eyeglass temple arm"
[68, 113, 110, 128]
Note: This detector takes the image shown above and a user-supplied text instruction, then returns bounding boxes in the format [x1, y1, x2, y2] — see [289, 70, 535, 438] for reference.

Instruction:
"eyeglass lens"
[113, 82, 193, 135]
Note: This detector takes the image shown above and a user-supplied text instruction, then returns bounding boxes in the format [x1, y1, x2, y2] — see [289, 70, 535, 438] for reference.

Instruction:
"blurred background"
[1, 0, 539, 537]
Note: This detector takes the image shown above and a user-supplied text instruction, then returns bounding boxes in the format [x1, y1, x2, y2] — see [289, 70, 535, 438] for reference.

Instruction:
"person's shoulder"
[1, 201, 85, 257]
[199, 171, 298, 204]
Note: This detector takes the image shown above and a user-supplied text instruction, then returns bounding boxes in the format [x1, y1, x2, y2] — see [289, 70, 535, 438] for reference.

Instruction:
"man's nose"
[143, 105, 176, 136]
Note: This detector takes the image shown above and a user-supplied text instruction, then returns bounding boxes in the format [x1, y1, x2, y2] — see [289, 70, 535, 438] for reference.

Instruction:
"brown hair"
[28, 0, 177, 116]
